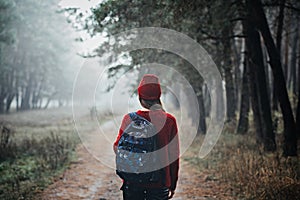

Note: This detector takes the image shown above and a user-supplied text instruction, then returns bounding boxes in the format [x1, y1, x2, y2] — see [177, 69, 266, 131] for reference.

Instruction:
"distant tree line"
[0, 0, 74, 113]
[70, 0, 300, 156]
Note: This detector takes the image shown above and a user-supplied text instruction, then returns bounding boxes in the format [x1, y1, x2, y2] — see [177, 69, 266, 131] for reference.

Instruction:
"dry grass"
[0, 107, 114, 199]
[218, 133, 300, 200]
[0, 121, 79, 200]
[185, 123, 300, 200]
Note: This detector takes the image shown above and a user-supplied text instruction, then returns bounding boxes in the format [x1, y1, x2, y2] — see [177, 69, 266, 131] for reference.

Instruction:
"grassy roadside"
[184, 124, 300, 200]
[0, 119, 79, 200]
[0, 107, 114, 200]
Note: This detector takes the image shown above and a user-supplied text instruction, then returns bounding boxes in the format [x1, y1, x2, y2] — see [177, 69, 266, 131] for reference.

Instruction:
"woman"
[114, 74, 179, 200]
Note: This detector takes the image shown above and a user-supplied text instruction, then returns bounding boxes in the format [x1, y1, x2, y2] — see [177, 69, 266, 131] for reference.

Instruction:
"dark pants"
[121, 183, 169, 200]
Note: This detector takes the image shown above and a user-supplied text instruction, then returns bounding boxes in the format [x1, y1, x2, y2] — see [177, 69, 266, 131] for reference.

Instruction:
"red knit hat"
[138, 74, 161, 100]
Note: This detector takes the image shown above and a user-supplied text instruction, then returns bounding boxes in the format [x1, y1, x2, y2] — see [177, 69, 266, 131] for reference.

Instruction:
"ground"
[1, 108, 233, 200]
[38, 117, 232, 200]
[39, 144, 233, 200]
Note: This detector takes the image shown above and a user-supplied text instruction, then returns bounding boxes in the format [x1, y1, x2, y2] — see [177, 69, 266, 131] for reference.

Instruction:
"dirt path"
[40, 120, 233, 200]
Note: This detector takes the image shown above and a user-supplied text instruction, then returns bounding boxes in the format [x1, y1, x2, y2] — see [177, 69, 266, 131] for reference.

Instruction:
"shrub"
[0, 124, 16, 161]
[0, 123, 77, 199]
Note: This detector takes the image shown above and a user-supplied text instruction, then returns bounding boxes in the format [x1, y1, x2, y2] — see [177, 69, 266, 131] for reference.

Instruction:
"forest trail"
[40, 120, 233, 200]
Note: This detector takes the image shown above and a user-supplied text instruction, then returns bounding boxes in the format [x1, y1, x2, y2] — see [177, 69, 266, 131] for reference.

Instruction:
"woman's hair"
[139, 98, 165, 112]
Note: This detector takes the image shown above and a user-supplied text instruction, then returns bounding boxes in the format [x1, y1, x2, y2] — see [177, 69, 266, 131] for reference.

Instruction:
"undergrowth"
[0, 122, 79, 200]
[185, 124, 300, 199]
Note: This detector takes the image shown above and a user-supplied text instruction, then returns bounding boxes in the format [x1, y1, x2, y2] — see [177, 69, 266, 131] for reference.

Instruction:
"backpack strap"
[129, 112, 138, 120]
[129, 112, 151, 124]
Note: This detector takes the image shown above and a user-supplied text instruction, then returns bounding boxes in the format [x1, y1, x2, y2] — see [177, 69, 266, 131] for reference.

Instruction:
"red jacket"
[114, 109, 179, 190]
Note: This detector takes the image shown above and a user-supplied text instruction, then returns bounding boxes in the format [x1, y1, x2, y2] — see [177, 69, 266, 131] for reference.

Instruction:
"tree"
[0, 0, 17, 113]
[0, 0, 76, 113]
[247, 0, 297, 156]
[297, 82, 300, 140]
[243, 10, 276, 150]
[287, 5, 299, 102]
[297, 49, 300, 139]
[236, 55, 250, 134]
[79, 0, 298, 154]
[82, 0, 242, 132]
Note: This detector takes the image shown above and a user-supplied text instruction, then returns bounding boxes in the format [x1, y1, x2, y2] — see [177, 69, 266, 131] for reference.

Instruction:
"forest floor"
[7, 110, 233, 200]
[0, 108, 300, 200]
[38, 144, 233, 200]
[3, 108, 299, 199]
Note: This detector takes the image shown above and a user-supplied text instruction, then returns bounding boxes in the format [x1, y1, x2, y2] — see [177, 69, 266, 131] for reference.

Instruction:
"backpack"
[116, 112, 162, 184]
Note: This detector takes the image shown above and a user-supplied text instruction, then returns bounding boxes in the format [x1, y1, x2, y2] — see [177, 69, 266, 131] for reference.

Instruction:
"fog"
[0, 0, 200, 121]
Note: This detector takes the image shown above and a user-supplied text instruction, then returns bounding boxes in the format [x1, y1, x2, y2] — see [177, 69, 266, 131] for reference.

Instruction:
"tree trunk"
[0, 95, 5, 114]
[272, 0, 286, 132]
[203, 85, 210, 117]
[21, 84, 31, 110]
[276, 0, 285, 57]
[224, 66, 236, 121]
[261, 44, 271, 98]
[241, 18, 264, 142]
[21, 72, 36, 111]
[232, 36, 242, 110]
[171, 81, 181, 110]
[297, 37, 300, 98]
[0, 74, 8, 114]
[43, 98, 52, 109]
[5, 93, 15, 113]
[246, 52, 263, 142]
[5, 69, 16, 113]
[297, 49, 300, 139]
[247, 0, 297, 156]
[16, 91, 20, 111]
[288, 16, 299, 101]
[43, 91, 57, 109]
[297, 90, 300, 139]
[197, 88, 207, 134]
[236, 54, 250, 134]
[244, 15, 276, 151]
[283, 21, 290, 80]
[222, 27, 236, 122]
